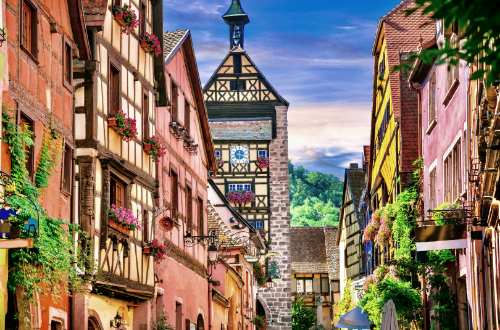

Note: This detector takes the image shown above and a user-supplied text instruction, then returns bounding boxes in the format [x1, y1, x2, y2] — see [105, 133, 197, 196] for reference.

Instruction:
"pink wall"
[154, 43, 211, 329]
[421, 61, 469, 209]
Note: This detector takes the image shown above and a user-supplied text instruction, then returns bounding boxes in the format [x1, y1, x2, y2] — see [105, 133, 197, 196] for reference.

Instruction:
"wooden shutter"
[184, 100, 190, 134]
[109, 64, 120, 115]
[143, 91, 149, 139]
[186, 186, 192, 232]
[171, 171, 178, 217]
[171, 84, 178, 121]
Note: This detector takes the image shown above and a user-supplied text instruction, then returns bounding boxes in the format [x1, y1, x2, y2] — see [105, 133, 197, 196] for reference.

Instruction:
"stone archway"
[88, 310, 104, 330]
[256, 297, 271, 330]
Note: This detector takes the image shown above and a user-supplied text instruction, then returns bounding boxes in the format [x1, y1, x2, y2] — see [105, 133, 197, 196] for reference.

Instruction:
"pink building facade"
[155, 29, 215, 330]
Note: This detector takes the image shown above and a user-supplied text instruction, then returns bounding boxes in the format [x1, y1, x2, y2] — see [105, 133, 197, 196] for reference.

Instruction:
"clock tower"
[204, 1, 291, 329]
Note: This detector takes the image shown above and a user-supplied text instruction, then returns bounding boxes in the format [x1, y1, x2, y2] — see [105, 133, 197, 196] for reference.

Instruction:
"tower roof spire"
[223, 0, 249, 24]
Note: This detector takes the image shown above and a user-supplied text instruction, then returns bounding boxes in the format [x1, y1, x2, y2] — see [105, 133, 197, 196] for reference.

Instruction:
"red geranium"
[139, 32, 162, 56]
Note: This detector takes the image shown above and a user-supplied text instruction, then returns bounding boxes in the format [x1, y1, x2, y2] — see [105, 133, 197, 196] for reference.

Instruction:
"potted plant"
[112, 4, 138, 34]
[108, 204, 141, 233]
[144, 135, 167, 162]
[146, 239, 167, 262]
[108, 111, 137, 142]
[256, 156, 270, 170]
[139, 32, 162, 56]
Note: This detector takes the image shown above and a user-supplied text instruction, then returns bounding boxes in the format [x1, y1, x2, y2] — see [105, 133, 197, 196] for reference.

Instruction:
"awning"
[335, 307, 371, 329]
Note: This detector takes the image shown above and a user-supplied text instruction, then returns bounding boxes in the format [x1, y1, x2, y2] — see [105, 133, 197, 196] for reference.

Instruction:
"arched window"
[197, 314, 205, 330]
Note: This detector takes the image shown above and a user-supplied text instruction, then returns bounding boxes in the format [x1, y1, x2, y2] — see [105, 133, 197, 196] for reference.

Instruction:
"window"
[378, 54, 385, 80]
[143, 91, 149, 140]
[184, 100, 190, 134]
[109, 64, 120, 115]
[171, 171, 178, 217]
[429, 167, 437, 210]
[186, 186, 193, 232]
[230, 80, 246, 91]
[61, 144, 73, 193]
[63, 41, 72, 85]
[377, 103, 391, 148]
[139, 2, 146, 36]
[197, 197, 204, 236]
[444, 139, 462, 202]
[113, 0, 121, 6]
[228, 183, 252, 192]
[20, 113, 35, 179]
[296, 277, 313, 294]
[257, 149, 268, 158]
[50, 320, 63, 330]
[321, 275, 330, 294]
[214, 149, 222, 159]
[110, 176, 126, 208]
[175, 302, 182, 330]
[253, 220, 264, 230]
[428, 71, 436, 126]
[233, 54, 242, 74]
[21, 0, 37, 58]
[143, 209, 149, 242]
[446, 61, 459, 93]
[171, 83, 178, 121]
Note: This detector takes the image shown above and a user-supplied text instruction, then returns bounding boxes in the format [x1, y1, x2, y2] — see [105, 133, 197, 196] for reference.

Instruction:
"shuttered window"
[21, 0, 37, 58]
[109, 64, 120, 115]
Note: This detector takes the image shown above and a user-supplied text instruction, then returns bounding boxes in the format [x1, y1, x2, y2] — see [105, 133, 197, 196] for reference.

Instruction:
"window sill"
[426, 120, 437, 135]
[443, 80, 459, 107]
[20, 45, 38, 65]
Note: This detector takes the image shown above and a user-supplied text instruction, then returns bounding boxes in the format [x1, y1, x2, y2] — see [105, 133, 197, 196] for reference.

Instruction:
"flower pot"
[108, 218, 130, 235]
[108, 117, 118, 128]
[140, 40, 153, 53]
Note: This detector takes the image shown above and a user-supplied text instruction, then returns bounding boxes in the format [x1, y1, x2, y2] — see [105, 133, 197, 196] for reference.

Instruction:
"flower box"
[256, 157, 269, 170]
[139, 32, 162, 56]
[147, 239, 167, 262]
[227, 191, 255, 206]
[108, 111, 137, 142]
[112, 5, 138, 34]
[109, 218, 131, 235]
[144, 135, 167, 162]
[108, 205, 141, 232]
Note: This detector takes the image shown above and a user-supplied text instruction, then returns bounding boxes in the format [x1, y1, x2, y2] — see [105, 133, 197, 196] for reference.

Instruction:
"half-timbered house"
[203, 1, 291, 328]
[72, 0, 165, 328]
[154, 28, 216, 330]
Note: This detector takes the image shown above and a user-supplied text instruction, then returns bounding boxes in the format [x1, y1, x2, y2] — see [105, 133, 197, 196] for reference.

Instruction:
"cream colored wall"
[89, 294, 134, 330]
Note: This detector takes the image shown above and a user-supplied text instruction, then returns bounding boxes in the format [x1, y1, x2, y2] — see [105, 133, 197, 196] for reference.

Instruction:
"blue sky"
[164, 0, 399, 178]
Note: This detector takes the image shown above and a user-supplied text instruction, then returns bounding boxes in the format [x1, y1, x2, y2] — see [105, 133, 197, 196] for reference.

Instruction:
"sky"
[164, 0, 399, 178]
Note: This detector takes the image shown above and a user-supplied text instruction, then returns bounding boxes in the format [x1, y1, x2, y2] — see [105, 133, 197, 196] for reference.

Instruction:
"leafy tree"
[289, 162, 343, 227]
[292, 297, 317, 330]
[409, 0, 500, 84]
[333, 279, 355, 323]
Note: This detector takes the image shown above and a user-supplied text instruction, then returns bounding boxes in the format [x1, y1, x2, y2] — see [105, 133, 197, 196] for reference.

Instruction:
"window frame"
[228, 183, 252, 192]
[20, 0, 38, 61]
[257, 149, 268, 158]
[184, 99, 191, 134]
[171, 82, 179, 122]
[197, 196, 204, 236]
[142, 90, 150, 140]
[110, 175, 126, 208]
[108, 61, 121, 116]
[63, 38, 73, 90]
[139, 1, 147, 36]
[186, 185, 193, 233]
[19, 112, 35, 180]
[170, 170, 179, 218]
[427, 70, 437, 133]
[214, 149, 222, 160]
[61, 143, 73, 194]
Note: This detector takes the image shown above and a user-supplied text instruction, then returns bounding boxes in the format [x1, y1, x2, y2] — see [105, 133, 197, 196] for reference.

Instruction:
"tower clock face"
[230, 146, 249, 164]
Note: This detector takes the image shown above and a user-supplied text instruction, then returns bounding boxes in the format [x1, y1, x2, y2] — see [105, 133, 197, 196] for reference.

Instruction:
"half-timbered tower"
[72, 0, 165, 328]
[204, 1, 291, 328]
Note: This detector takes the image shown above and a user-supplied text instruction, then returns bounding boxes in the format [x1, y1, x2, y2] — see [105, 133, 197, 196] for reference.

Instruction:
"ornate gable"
[203, 51, 288, 105]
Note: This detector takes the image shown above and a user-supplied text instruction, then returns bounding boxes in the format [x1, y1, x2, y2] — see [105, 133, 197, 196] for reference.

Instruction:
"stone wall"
[258, 105, 291, 329]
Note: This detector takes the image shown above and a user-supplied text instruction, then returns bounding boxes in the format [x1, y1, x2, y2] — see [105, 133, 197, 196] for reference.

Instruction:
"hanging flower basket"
[112, 4, 139, 34]
[160, 216, 174, 231]
[227, 191, 255, 206]
[144, 135, 167, 162]
[256, 157, 269, 170]
[375, 217, 392, 247]
[0, 27, 6, 47]
[139, 32, 162, 56]
[108, 205, 141, 232]
[363, 212, 382, 243]
[146, 239, 167, 262]
[108, 111, 137, 142]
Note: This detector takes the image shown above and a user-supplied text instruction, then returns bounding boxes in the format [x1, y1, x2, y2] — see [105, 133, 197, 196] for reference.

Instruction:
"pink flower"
[109, 204, 141, 230]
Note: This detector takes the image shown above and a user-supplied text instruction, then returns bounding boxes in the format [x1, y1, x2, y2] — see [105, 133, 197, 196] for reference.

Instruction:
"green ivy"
[292, 297, 316, 330]
[392, 188, 419, 262]
[2, 113, 81, 300]
[359, 277, 422, 330]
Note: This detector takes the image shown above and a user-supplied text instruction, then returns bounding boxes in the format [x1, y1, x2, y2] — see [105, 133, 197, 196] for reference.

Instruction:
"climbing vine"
[2, 113, 81, 299]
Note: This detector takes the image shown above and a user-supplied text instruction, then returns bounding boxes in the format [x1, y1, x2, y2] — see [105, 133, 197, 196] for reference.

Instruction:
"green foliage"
[289, 162, 343, 227]
[2, 113, 81, 299]
[253, 262, 267, 286]
[410, 0, 500, 84]
[359, 277, 422, 330]
[432, 202, 461, 225]
[333, 279, 355, 323]
[252, 315, 265, 330]
[34, 131, 60, 189]
[292, 297, 317, 330]
[392, 188, 419, 261]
